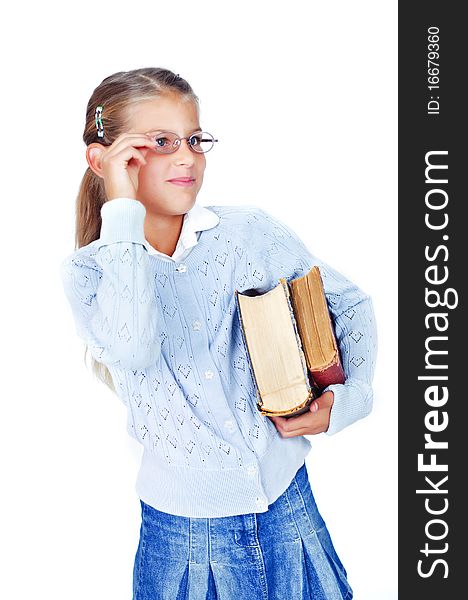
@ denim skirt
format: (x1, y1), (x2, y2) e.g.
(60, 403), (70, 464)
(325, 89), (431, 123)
(132, 461), (352, 599)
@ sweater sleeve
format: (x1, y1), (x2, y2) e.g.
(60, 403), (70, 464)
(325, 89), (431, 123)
(60, 198), (161, 370)
(244, 207), (378, 435)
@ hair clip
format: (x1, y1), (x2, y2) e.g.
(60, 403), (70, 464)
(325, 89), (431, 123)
(95, 105), (104, 138)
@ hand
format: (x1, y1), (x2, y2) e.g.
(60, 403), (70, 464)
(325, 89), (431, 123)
(269, 391), (334, 437)
(99, 132), (156, 201)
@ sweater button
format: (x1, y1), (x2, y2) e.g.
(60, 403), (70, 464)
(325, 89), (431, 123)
(224, 419), (235, 432)
(204, 370), (214, 380)
(246, 465), (257, 477)
(192, 320), (201, 331)
(176, 263), (187, 273)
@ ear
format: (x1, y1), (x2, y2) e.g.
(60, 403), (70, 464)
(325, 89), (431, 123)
(86, 143), (107, 178)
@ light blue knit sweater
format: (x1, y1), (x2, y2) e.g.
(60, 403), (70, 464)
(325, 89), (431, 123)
(60, 198), (377, 518)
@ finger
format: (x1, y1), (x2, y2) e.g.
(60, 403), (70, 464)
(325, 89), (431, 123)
(277, 427), (312, 438)
(269, 414), (304, 431)
(112, 132), (157, 144)
(273, 407), (319, 432)
(128, 148), (148, 166)
(103, 144), (149, 168)
(274, 417), (326, 437)
(104, 134), (157, 158)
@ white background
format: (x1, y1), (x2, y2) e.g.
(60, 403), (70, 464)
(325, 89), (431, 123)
(1, 1), (397, 598)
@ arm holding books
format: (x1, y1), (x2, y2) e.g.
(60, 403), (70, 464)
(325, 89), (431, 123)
(321, 287), (377, 435)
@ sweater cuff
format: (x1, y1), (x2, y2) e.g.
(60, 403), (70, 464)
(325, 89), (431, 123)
(323, 378), (373, 436)
(98, 197), (148, 248)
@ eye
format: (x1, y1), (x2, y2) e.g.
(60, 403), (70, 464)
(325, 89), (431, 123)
(154, 135), (170, 147)
(189, 134), (202, 146)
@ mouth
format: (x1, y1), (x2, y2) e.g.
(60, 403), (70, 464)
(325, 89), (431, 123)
(167, 177), (196, 187)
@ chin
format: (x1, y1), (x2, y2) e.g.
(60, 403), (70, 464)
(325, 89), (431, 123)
(167, 197), (197, 215)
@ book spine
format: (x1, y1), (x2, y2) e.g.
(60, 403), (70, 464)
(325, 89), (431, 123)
(279, 277), (315, 399)
(315, 268), (346, 388)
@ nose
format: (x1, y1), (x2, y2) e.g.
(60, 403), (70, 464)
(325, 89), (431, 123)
(174, 138), (195, 165)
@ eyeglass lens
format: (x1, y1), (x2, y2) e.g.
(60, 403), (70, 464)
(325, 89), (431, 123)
(150, 131), (215, 154)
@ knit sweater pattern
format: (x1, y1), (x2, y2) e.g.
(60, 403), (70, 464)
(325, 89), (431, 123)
(60, 198), (377, 518)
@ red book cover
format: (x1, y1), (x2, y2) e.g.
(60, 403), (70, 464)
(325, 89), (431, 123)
(309, 359), (345, 390)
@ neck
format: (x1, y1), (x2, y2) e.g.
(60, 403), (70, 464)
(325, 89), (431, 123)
(144, 210), (185, 257)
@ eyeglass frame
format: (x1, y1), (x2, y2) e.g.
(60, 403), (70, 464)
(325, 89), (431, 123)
(145, 130), (219, 154)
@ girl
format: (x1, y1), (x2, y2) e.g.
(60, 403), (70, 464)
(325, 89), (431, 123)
(60, 67), (377, 600)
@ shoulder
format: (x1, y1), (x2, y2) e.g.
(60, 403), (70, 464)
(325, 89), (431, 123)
(205, 203), (265, 220)
(208, 204), (304, 246)
(60, 240), (101, 277)
(203, 206), (310, 266)
(205, 204), (284, 234)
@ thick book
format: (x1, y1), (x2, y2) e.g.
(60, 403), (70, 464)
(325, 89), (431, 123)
(235, 266), (345, 418)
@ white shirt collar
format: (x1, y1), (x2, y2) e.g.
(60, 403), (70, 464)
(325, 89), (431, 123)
(144, 203), (220, 262)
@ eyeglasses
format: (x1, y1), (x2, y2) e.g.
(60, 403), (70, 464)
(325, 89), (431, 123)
(146, 130), (218, 154)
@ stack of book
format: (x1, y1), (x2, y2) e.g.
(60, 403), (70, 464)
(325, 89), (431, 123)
(235, 266), (345, 418)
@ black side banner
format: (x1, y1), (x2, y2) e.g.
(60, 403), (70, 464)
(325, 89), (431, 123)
(399, 3), (466, 596)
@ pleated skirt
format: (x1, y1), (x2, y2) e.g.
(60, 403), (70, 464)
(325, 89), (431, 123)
(132, 461), (352, 599)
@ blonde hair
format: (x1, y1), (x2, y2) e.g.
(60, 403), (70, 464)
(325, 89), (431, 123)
(74, 67), (200, 391)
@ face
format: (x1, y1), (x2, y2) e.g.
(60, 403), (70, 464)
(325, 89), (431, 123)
(125, 94), (206, 217)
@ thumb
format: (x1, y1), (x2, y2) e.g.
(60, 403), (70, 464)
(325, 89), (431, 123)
(310, 400), (319, 413)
